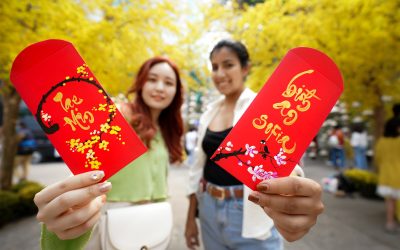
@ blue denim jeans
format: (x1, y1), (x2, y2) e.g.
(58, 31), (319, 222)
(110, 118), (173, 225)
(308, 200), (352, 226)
(353, 146), (368, 169)
(197, 186), (283, 250)
(330, 147), (345, 168)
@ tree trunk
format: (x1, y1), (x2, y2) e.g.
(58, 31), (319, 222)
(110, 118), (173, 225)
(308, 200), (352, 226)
(0, 87), (21, 190)
(373, 101), (385, 143)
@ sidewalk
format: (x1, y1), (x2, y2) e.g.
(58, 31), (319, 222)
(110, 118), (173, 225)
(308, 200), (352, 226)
(0, 159), (398, 250)
(285, 160), (399, 250)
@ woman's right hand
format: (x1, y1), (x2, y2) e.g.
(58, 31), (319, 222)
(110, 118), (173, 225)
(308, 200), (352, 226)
(185, 194), (200, 249)
(185, 217), (199, 250)
(34, 170), (112, 240)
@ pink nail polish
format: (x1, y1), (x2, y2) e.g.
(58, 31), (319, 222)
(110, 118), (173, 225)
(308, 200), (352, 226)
(99, 182), (112, 193)
(91, 171), (104, 181)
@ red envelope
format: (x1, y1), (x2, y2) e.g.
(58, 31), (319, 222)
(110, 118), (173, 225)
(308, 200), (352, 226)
(10, 39), (147, 180)
(211, 47), (343, 190)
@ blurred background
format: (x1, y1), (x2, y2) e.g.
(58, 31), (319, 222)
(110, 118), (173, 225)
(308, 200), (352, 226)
(0, 0), (399, 249)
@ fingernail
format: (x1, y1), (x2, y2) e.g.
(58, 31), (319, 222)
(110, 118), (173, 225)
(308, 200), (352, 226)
(248, 192), (260, 204)
(91, 171), (105, 181)
(101, 195), (107, 203)
(257, 182), (269, 192)
(98, 182), (112, 193)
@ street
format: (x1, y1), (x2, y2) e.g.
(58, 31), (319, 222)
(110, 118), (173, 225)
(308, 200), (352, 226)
(0, 159), (399, 250)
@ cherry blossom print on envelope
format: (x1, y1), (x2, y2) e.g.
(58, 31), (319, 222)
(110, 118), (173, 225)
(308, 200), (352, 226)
(211, 47), (343, 190)
(10, 39), (147, 180)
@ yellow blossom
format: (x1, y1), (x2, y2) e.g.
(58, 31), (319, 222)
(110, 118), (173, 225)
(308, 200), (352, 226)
(68, 138), (81, 148)
(76, 143), (86, 153)
(84, 140), (94, 148)
(110, 126), (121, 135)
(77, 65), (86, 74)
(98, 103), (107, 111)
(91, 135), (101, 142)
(100, 123), (110, 133)
(99, 140), (109, 150)
(89, 160), (101, 169)
(108, 104), (116, 113)
(86, 149), (95, 159)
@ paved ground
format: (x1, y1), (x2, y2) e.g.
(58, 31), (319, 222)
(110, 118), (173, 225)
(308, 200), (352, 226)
(0, 159), (399, 250)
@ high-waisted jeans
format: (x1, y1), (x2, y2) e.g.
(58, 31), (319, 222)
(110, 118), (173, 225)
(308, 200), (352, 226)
(197, 186), (283, 250)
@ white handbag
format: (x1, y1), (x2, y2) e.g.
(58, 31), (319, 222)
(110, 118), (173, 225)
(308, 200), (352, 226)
(103, 202), (173, 250)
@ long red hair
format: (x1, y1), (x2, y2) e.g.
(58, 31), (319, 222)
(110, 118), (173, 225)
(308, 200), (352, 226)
(127, 57), (183, 163)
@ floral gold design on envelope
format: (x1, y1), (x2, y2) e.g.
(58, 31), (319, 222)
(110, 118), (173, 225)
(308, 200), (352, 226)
(36, 64), (124, 170)
(212, 69), (322, 182)
(210, 140), (296, 182)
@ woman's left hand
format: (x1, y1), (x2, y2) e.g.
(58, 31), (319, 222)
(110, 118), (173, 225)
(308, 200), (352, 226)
(248, 176), (324, 242)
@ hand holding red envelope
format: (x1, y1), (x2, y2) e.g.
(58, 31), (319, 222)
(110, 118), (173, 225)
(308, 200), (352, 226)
(10, 39), (147, 180)
(211, 47), (343, 190)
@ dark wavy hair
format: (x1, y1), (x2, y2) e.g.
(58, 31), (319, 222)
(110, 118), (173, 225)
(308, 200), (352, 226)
(127, 57), (184, 163)
(210, 39), (250, 67)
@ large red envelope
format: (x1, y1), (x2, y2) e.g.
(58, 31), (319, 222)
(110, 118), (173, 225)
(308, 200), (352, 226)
(10, 39), (147, 180)
(211, 47), (343, 190)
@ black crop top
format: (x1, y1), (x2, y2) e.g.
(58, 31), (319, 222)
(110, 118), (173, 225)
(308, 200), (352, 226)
(202, 127), (241, 186)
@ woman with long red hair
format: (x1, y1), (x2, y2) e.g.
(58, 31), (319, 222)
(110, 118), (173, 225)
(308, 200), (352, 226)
(34, 57), (184, 249)
(125, 56), (183, 163)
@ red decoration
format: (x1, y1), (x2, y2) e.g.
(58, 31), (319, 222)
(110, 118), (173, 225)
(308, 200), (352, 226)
(10, 39), (147, 180)
(211, 47), (343, 190)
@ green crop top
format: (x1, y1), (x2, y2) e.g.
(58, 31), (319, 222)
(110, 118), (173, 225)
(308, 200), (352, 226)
(41, 131), (169, 249)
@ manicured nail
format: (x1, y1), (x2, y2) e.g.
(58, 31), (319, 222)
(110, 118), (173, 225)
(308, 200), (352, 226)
(257, 182), (269, 192)
(99, 182), (112, 193)
(248, 192), (260, 204)
(101, 195), (107, 203)
(91, 171), (105, 181)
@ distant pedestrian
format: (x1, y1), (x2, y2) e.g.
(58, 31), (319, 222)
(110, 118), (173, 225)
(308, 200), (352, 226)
(308, 136), (318, 160)
(328, 124), (346, 169)
(14, 121), (37, 182)
(184, 126), (197, 165)
(350, 123), (368, 169)
(375, 103), (400, 233)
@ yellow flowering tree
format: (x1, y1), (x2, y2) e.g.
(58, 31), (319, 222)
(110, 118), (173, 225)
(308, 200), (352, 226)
(232, 0), (400, 140)
(0, 0), (93, 189)
(0, 0), (182, 189)
(170, 1), (236, 91)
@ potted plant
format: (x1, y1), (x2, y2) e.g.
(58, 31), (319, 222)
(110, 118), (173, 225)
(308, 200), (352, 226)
(343, 169), (382, 200)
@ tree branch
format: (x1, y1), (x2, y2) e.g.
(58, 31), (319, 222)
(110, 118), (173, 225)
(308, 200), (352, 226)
(211, 148), (246, 161)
